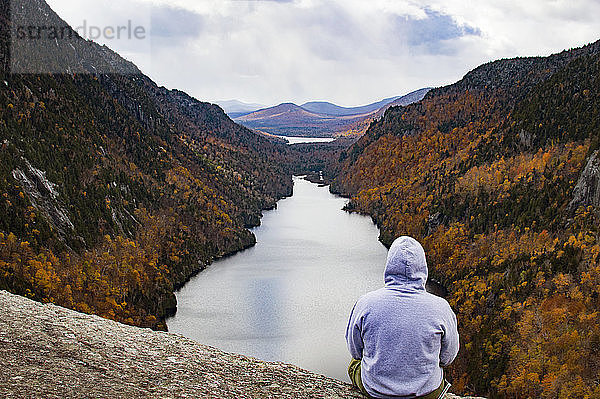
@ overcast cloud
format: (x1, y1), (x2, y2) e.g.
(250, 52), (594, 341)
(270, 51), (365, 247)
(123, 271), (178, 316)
(46, 0), (600, 107)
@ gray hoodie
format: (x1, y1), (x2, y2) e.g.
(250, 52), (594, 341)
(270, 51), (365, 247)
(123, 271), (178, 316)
(346, 236), (459, 398)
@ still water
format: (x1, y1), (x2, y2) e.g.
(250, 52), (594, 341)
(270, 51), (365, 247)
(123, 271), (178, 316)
(167, 177), (388, 381)
(279, 136), (336, 144)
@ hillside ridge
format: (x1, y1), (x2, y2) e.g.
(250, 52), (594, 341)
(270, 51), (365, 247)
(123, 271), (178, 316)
(300, 96), (400, 116)
(0, 0), (294, 331)
(330, 39), (600, 397)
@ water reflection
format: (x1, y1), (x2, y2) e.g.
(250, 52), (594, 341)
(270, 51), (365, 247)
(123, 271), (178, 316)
(245, 277), (285, 361)
(167, 177), (388, 381)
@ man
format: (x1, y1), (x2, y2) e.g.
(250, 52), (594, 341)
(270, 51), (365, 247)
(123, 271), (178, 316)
(346, 236), (459, 399)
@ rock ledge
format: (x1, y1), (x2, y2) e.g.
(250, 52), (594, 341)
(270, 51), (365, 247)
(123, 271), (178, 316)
(0, 291), (483, 398)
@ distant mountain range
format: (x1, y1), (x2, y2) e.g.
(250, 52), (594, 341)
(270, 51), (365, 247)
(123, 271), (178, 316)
(300, 96), (402, 116)
(232, 89), (430, 138)
(216, 100), (266, 119)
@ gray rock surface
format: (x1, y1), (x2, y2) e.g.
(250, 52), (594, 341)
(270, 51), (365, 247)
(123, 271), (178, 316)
(572, 150), (600, 208)
(0, 291), (484, 398)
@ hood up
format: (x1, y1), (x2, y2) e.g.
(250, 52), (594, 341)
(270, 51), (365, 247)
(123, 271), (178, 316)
(384, 236), (428, 290)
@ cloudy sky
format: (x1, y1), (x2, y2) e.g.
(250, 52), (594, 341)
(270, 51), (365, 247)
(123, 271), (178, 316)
(47, 0), (600, 107)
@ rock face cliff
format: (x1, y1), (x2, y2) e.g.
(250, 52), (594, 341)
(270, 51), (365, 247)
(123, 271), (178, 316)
(0, 291), (483, 399)
(571, 150), (600, 208)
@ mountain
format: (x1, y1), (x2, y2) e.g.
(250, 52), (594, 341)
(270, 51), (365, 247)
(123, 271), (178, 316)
(336, 88), (432, 137)
(300, 96), (400, 116)
(236, 91), (429, 138)
(235, 102), (360, 137)
(7, 0), (139, 75)
(0, 0), (293, 331)
(216, 99), (266, 119)
(331, 41), (600, 398)
(239, 102), (322, 122)
(373, 88), (432, 117)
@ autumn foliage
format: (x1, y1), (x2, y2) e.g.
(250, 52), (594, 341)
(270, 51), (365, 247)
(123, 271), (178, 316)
(0, 64), (293, 329)
(332, 41), (600, 397)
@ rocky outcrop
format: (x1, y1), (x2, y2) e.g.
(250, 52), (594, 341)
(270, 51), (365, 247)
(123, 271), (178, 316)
(11, 158), (76, 241)
(0, 291), (484, 398)
(571, 150), (600, 208)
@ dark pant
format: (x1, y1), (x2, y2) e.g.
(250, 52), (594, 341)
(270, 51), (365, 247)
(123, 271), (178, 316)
(348, 358), (447, 399)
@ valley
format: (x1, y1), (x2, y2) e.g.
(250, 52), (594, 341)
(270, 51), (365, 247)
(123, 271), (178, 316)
(1, 0), (600, 398)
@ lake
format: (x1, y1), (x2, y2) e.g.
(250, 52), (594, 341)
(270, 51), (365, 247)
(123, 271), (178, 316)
(167, 177), (388, 381)
(279, 136), (336, 144)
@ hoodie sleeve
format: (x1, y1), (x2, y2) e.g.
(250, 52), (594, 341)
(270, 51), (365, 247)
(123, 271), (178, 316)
(439, 302), (460, 367)
(345, 301), (364, 360)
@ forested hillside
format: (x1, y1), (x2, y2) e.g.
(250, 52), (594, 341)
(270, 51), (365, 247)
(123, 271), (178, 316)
(0, 0), (293, 330)
(332, 41), (600, 398)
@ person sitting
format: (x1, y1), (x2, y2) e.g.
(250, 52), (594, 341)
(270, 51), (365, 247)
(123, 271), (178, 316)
(346, 236), (459, 398)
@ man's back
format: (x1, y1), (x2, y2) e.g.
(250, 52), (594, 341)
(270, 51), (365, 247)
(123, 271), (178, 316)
(346, 236), (459, 398)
